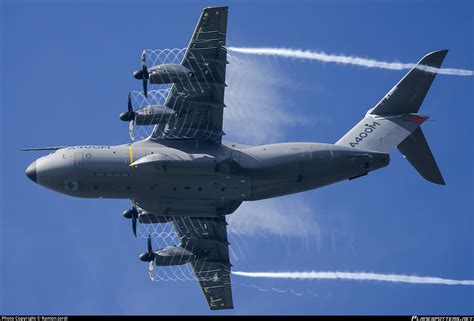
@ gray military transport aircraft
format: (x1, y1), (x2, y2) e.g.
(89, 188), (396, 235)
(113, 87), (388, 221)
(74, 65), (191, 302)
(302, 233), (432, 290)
(23, 6), (447, 310)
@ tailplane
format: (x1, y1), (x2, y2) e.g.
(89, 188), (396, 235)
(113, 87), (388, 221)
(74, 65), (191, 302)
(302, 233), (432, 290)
(398, 127), (445, 185)
(336, 50), (447, 185)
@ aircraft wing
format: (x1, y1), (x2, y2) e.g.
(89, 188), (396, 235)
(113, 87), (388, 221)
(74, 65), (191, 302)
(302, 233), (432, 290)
(172, 216), (234, 310)
(151, 6), (228, 142)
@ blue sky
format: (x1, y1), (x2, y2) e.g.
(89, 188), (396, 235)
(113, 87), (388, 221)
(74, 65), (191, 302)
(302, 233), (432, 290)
(1, 0), (473, 315)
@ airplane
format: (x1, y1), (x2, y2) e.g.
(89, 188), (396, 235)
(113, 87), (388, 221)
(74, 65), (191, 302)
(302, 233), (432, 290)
(23, 6), (447, 310)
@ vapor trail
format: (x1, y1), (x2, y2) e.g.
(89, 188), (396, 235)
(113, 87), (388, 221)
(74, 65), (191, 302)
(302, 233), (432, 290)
(232, 271), (474, 286)
(227, 47), (473, 76)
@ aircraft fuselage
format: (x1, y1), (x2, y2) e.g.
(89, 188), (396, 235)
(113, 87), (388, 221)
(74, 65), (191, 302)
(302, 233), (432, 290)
(25, 139), (389, 216)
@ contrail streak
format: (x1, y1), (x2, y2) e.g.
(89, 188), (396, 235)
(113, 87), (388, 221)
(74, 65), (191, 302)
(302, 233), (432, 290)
(232, 271), (474, 286)
(227, 47), (473, 76)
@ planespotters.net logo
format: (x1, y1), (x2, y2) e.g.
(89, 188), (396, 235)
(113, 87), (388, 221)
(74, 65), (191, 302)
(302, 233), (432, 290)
(412, 317), (474, 321)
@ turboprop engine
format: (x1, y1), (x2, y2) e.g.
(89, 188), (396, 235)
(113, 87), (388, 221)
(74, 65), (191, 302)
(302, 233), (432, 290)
(119, 104), (176, 125)
(139, 237), (195, 266)
(134, 63), (193, 85)
(133, 51), (193, 97)
(120, 92), (177, 141)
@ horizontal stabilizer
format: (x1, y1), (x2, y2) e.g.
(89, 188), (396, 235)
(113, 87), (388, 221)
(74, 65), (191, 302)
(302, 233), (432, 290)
(397, 127), (445, 185)
(20, 146), (68, 151)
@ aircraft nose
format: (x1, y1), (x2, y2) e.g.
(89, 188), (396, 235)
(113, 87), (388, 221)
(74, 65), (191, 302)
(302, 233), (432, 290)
(25, 161), (37, 183)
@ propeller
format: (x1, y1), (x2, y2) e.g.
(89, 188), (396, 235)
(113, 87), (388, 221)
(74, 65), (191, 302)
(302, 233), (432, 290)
(122, 199), (139, 237)
(133, 50), (150, 98)
(119, 93), (136, 141)
(139, 235), (157, 262)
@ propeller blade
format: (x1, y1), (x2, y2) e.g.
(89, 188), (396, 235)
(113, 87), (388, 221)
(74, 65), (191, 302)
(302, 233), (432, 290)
(129, 120), (135, 142)
(132, 216), (137, 237)
(141, 51), (149, 97)
(141, 51), (149, 79)
(148, 260), (155, 281)
(147, 235), (153, 254)
(128, 92), (133, 113)
(143, 78), (148, 98)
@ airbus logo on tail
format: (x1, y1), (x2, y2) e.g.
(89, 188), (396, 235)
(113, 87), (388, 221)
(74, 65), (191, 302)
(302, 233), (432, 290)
(349, 121), (381, 147)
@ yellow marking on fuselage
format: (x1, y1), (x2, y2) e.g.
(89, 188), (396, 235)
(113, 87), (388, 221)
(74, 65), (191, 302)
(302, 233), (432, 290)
(129, 145), (133, 165)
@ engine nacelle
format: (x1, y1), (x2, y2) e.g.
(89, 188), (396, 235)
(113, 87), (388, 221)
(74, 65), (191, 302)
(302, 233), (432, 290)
(139, 246), (194, 266)
(134, 105), (176, 125)
(145, 64), (193, 84)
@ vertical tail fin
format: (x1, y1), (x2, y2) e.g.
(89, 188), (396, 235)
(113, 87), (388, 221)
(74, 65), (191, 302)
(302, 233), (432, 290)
(336, 50), (447, 184)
